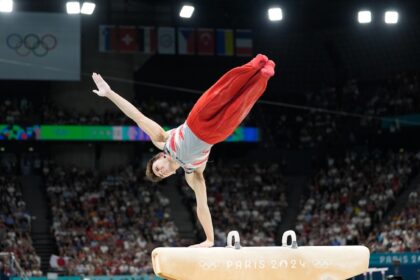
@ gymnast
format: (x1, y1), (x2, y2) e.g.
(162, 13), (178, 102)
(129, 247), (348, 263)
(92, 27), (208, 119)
(91, 54), (275, 248)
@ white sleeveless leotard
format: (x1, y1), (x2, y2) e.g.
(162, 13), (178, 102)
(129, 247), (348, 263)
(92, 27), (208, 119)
(163, 123), (212, 174)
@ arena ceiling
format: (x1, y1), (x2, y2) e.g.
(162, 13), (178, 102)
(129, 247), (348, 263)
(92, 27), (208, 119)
(13, 0), (420, 31)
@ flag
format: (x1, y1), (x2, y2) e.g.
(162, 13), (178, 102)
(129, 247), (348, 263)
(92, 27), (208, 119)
(0, 12), (81, 81)
(235, 29), (253, 57)
(178, 27), (196, 55)
(99, 25), (118, 52)
(117, 26), (138, 53)
(138, 26), (156, 54)
(216, 29), (234, 56)
(49, 255), (67, 269)
(157, 27), (176, 54)
(197, 28), (215, 55)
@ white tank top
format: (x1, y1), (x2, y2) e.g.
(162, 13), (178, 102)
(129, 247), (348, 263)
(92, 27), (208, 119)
(163, 123), (212, 173)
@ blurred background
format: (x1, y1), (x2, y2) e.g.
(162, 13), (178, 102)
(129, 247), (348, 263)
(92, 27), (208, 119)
(0, 0), (419, 279)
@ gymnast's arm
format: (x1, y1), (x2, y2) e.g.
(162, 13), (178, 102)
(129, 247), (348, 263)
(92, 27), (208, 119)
(91, 73), (167, 145)
(185, 167), (215, 248)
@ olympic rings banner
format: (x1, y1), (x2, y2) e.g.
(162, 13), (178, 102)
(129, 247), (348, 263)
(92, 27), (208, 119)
(0, 12), (80, 80)
(0, 125), (260, 142)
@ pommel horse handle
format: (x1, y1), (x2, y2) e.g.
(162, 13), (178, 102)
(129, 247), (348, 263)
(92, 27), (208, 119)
(282, 230), (298, 248)
(226, 230), (241, 249)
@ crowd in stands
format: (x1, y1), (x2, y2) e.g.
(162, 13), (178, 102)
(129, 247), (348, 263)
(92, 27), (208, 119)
(0, 97), (195, 126)
(1, 73), (417, 148)
(265, 72), (419, 149)
(0, 96), (258, 128)
(179, 162), (287, 247)
(0, 176), (42, 277)
(357, 73), (420, 117)
(366, 189), (419, 252)
(295, 150), (419, 248)
(0, 98), (35, 125)
(1, 71), (420, 277)
(44, 161), (183, 275)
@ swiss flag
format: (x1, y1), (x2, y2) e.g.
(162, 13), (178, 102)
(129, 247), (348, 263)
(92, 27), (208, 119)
(118, 26), (138, 53)
(197, 28), (214, 55)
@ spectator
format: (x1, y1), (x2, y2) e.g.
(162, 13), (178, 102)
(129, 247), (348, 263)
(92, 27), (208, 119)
(0, 176), (41, 276)
(179, 162), (287, 247)
(296, 150), (418, 249)
(45, 162), (184, 275)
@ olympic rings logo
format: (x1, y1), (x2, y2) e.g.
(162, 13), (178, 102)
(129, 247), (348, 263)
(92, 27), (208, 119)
(6, 33), (58, 57)
(199, 260), (217, 270)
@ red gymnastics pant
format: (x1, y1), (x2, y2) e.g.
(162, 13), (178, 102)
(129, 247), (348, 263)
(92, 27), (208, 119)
(186, 54), (275, 144)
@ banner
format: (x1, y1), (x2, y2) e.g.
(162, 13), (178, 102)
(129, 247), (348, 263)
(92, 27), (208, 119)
(11, 276), (162, 280)
(49, 255), (68, 269)
(0, 12), (81, 80)
(138, 26), (157, 54)
(178, 27), (196, 55)
(0, 125), (259, 142)
(117, 26), (138, 53)
(216, 29), (234, 56)
(157, 27), (176, 54)
(235, 29), (253, 57)
(0, 124), (39, 140)
(364, 253), (420, 280)
(225, 127), (259, 142)
(381, 114), (420, 128)
(86, 276), (163, 280)
(197, 28), (215, 55)
(370, 252), (420, 266)
(98, 26), (253, 57)
(99, 25), (117, 52)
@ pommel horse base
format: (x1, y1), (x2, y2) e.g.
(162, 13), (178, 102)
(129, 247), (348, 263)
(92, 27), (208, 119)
(152, 230), (370, 280)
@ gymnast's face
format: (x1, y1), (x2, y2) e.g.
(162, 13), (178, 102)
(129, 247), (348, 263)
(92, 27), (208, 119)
(152, 153), (177, 179)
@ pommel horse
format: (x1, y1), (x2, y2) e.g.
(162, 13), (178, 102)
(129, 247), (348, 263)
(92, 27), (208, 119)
(152, 230), (370, 280)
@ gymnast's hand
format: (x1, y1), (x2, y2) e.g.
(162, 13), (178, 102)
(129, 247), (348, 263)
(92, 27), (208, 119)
(92, 72), (111, 97)
(189, 240), (214, 248)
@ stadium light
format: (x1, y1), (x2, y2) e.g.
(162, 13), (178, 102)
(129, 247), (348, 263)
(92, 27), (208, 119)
(385, 11), (399, 24)
(81, 2), (96, 15)
(358, 10), (372, 24)
(0, 0), (13, 13)
(66, 1), (80, 14)
(268, 7), (283, 21)
(179, 4), (195, 18)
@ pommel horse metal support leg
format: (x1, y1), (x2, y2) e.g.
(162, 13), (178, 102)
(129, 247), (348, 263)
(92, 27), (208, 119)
(152, 230), (370, 280)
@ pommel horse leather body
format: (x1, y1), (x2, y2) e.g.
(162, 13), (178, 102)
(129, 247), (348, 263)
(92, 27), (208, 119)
(152, 231), (370, 280)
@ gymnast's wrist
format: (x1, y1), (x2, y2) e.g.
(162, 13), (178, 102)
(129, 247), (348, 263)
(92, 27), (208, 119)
(105, 89), (115, 98)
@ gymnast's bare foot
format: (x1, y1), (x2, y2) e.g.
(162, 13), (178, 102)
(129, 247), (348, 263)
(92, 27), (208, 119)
(189, 240), (214, 248)
(261, 59), (275, 77)
(250, 53), (269, 69)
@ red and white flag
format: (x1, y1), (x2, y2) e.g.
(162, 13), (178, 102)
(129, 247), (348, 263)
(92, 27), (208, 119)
(117, 26), (138, 53)
(235, 29), (253, 57)
(49, 255), (68, 269)
(197, 28), (214, 55)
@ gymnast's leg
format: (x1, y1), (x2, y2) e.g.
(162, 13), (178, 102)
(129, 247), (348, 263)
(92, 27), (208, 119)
(186, 54), (275, 144)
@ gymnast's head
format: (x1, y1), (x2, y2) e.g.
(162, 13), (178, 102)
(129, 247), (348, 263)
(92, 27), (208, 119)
(145, 152), (178, 183)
